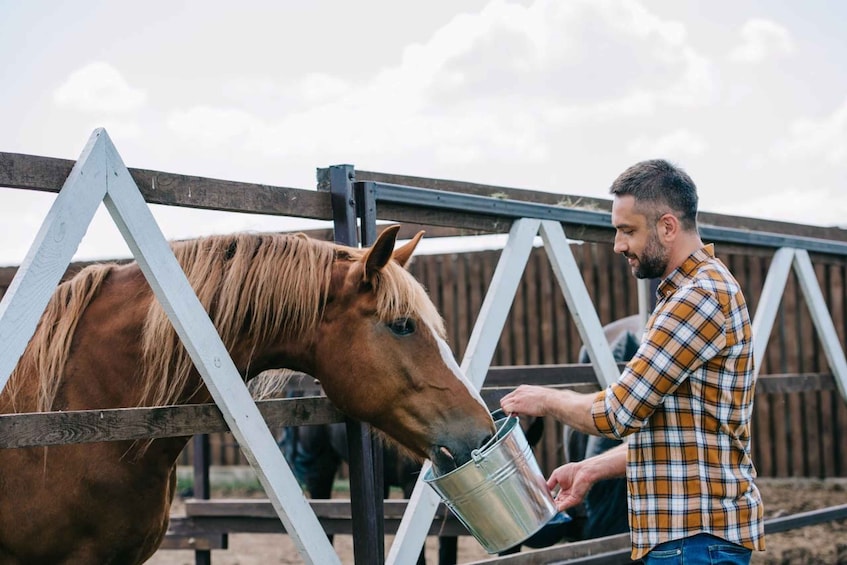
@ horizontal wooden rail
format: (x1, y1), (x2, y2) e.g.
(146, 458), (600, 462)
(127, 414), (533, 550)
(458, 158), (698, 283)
(163, 498), (847, 562)
(463, 504), (847, 565)
(158, 532), (228, 551)
(0, 396), (344, 448)
(0, 152), (331, 220)
(168, 499), (468, 537)
(4, 152), (845, 247)
(0, 370), (839, 449)
(355, 170), (847, 246)
(368, 181), (847, 256)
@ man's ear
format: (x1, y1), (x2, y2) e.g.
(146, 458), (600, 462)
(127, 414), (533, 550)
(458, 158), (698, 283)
(657, 212), (679, 242)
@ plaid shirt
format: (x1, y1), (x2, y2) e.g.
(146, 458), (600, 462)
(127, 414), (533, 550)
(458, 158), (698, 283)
(592, 244), (765, 559)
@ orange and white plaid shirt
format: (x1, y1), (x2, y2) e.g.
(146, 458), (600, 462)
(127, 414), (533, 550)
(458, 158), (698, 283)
(592, 244), (765, 560)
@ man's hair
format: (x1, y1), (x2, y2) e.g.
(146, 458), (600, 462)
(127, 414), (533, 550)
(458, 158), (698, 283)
(609, 159), (699, 231)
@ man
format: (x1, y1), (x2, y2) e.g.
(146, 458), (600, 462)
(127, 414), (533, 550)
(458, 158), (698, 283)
(500, 159), (765, 563)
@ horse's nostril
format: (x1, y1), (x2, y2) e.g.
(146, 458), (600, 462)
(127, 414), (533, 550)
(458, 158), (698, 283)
(431, 446), (461, 476)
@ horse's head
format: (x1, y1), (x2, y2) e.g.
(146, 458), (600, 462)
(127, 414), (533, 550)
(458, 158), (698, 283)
(311, 226), (495, 473)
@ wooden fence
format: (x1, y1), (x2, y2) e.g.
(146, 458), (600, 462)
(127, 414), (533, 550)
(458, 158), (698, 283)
(3, 147), (847, 564)
(3, 238), (845, 478)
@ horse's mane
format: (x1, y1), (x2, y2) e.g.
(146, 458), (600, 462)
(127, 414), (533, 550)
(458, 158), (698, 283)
(7, 231), (444, 412)
(5, 264), (115, 413)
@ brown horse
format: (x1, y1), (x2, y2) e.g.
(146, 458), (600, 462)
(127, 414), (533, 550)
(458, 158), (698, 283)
(0, 225), (495, 564)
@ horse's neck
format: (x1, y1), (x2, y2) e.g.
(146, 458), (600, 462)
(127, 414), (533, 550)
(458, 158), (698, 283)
(230, 342), (317, 382)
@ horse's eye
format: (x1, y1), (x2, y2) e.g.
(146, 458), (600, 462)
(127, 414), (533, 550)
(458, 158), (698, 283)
(388, 318), (416, 336)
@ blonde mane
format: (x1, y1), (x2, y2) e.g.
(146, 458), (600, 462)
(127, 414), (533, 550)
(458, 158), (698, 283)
(7, 231), (445, 412)
(5, 264), (114, 413)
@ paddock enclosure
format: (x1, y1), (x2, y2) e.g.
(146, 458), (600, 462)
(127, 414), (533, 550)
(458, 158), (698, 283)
(1, 130), (847, 564)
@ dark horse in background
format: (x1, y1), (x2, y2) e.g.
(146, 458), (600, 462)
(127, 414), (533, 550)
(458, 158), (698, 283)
(279, 391), (420, 501)
(0, 226), (495, 564)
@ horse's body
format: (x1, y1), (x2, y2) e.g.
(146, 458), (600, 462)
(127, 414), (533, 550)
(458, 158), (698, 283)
(0, 226), (495, 564)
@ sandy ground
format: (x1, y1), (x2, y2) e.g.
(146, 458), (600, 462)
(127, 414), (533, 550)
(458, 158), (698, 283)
(148, 478), (846, 565)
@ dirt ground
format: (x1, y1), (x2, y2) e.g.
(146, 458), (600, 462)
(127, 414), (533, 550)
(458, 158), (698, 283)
(148, 478), (846, 565)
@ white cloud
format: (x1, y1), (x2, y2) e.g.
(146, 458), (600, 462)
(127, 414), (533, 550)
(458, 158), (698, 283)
(626, 129), (708, 159)
(159, 0), (716, 169)
(296, 73), (353, 105)
(220, 73), (351, 108)
(53, 62), (147, 113)
(85, 117), (142, 140)
(729, 19), (795, 64)
(166, 106), (262, 147)
(420, 0), (715, 110)
(771, 97), (847, 164)
(711, 186), (846, 228)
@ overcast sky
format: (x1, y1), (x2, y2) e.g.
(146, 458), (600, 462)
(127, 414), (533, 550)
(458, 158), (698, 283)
(1, 0), (845, 266)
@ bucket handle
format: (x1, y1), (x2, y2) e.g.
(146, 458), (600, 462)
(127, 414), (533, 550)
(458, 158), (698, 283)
(471, 410), (516, 464)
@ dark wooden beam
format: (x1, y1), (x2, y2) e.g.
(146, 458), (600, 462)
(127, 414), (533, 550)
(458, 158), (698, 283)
(0, 371), (837, 449)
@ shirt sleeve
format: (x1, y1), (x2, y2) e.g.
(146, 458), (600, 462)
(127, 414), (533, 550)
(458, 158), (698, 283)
(592, 285), (727, 439)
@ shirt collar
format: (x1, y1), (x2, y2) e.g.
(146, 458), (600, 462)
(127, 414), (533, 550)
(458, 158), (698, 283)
(656, 244), (715, 300)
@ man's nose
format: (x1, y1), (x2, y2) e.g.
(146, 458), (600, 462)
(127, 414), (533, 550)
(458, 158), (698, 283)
(613, 235), (626, 255)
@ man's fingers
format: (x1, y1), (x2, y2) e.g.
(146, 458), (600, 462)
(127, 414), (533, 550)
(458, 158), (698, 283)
(554, 493), (580, 511)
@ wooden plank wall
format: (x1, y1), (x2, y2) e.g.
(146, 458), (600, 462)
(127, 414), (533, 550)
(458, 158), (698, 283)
(2, 240), (845, 478)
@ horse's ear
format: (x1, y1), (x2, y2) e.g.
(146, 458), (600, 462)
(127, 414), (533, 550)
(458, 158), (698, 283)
(364, 225), (401, 281)
(392, 230), (424, 268)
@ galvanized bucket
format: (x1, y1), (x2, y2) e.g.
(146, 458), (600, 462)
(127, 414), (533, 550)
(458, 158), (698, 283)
(423, 411), (557, 553)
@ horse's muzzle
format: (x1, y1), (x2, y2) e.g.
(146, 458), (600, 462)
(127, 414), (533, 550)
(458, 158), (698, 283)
(430, 425), (495, 474)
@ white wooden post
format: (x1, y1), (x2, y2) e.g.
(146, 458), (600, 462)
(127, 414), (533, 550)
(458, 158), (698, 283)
(750, 247), (847, 401)
(0, 132), (108, 392)
(1, 130), (340, 565)
(751, 247), (796, 376)
(539, 220), (620, 388)
(792, 250), (847, 400)
(637, 279), (652, 329)
(387, 218), (540, 565)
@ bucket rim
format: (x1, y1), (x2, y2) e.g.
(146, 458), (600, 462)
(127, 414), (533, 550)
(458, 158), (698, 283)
(423, 411), (518, 484)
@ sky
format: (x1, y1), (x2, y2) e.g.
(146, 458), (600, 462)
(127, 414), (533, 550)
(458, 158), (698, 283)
(1, 0), (846, 267)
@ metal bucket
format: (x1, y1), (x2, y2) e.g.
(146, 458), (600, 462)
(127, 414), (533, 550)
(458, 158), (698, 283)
(423, 410), (557, 553)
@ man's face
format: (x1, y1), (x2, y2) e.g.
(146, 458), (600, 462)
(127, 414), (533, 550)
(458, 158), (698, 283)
(611, 194), (669, 279)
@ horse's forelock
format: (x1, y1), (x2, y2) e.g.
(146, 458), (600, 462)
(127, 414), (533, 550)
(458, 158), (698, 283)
(337, 244), (445, 339)
(372, 260), (446, 339)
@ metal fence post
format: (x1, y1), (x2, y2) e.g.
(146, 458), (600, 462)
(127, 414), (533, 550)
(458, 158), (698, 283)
(326, 165), (385, 564)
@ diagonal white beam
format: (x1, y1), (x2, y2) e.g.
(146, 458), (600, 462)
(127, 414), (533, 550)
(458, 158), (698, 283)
(0, 130), (108, 392)
(637, 279), (652, 328)
(99, 132), (339, 564)
(387, 218), (541, 565)
(461, 218), (542, 384)
(539, 220), (620, 388)
(751, 247), (796, 377)
(791, 250), (847, 400)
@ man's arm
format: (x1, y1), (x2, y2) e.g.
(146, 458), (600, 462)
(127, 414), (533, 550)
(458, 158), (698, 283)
(547, 442), (627, 511)
(500, 385), (597, 435)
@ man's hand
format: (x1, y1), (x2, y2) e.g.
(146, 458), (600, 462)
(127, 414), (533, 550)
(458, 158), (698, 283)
(500, 384), (599, 434)
(499, 385), (551, 418)
(547, 462), (592, 511)
(547, 442), (628, 511)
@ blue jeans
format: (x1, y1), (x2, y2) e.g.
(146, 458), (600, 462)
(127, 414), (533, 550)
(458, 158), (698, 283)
(642, 533), (752, 565)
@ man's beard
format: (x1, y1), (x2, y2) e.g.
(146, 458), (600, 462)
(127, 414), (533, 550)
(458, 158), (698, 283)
(627, 230), (669, 279)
